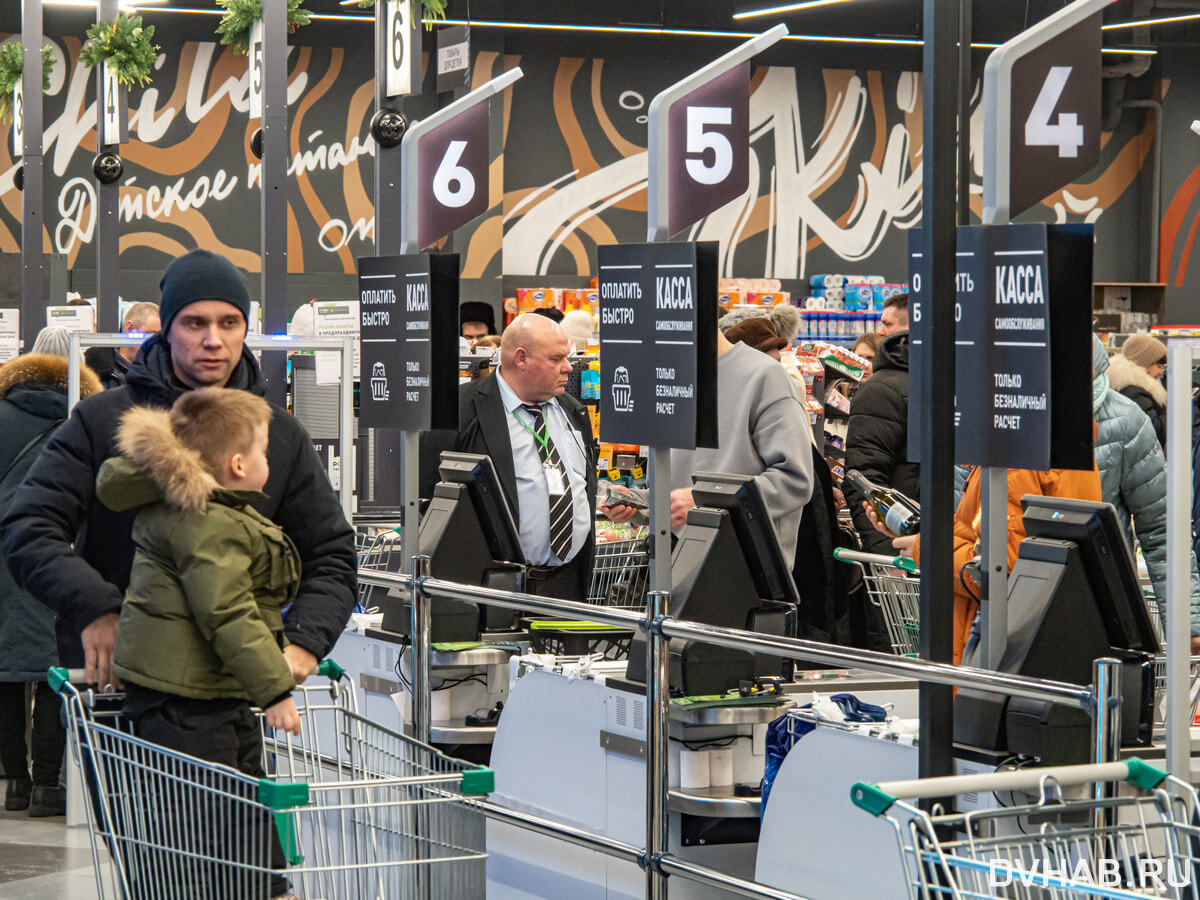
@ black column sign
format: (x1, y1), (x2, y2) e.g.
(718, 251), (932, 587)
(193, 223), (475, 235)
(951, 225), (988, 461)
(597, 241), (718, 449)
(954, 224), (1052, 469)
(358, 253), (459, 431)
(906, 230), (930, 463)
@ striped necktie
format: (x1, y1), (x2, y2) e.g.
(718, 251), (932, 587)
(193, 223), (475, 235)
(522, 403), (575, 562)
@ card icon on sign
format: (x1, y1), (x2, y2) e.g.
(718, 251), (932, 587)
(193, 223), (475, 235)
(370, 361), (390, 401)
(611, 366), (633, 413)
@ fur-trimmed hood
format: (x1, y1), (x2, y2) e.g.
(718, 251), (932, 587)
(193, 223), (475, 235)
(97, 406), (220, 513)
(1107, 352), (1167, 407)
(0, 353), (102, 403)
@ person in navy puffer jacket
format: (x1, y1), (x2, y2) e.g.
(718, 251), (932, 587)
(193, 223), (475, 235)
(1092, 336), (1200, 652)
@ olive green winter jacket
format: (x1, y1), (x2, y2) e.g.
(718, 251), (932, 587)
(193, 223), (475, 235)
(97, 406), (300, 708)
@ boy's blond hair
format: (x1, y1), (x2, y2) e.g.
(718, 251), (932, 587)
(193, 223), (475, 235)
(169, 387), (271, 478)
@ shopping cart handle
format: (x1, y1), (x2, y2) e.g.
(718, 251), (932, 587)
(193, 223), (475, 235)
(48, 667), (73, 694)
(832, 546), (918, 573)
(316, 659), (346, 681)
(851, 758), (1169, 816)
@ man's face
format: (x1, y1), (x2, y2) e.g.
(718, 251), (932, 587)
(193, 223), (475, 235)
(518, 331), (573, 402)
(462, 321), (489, 342)
(121, 313), (161, 361)
(167, 300), (246, 389)
(880, 305), (907, 336)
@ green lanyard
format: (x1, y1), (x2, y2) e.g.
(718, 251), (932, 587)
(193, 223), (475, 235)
(511, 405), (552, 457)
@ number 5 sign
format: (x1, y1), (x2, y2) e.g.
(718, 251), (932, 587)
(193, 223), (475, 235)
(399, 68), (523, 253)
(982, 0), (1104, 223)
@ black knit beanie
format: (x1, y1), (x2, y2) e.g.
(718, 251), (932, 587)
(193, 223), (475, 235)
(158, 249), (251, 334)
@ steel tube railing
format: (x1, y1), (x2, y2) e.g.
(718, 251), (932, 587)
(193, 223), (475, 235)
(355, 561), (1117, 900)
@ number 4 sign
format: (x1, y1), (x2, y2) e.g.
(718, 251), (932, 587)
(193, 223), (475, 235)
(983, 0), (1103, 222)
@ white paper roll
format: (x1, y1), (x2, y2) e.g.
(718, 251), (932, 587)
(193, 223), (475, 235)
(431, 689), (451, 723)
(708, 747), (733, 787)
(679, 749), (711, 789)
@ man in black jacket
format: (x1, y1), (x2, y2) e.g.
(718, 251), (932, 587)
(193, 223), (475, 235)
(456, 314), (597, 601)
(843, 328), (918, 555)
(0, 249), (357, 690)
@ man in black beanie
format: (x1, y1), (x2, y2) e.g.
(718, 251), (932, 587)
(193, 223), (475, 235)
(0, 249), (356, 692)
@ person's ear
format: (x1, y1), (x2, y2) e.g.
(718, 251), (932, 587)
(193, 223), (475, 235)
(227, 451), (246, 481)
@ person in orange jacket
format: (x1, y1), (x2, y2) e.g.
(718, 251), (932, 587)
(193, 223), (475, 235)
(870, 462), (1103, 664)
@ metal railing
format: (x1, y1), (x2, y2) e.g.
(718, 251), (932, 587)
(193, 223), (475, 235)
(358, 562), (1125, 900)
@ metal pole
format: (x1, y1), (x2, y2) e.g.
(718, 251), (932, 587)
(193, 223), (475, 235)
(1165, 341), (1193, 780)
(1090, 656), (1122, 832)
(20, 0), (45, 352)
(919, 0), (960, 782)
(645, 590), (670, 900)
(374, 0), (403, 257)
(400, 431), (420, 569)
(409, 554), (432, 746)
(649, 450), (672, 594)
(94, 0), (120, 332)
(259, 0), (288, 403)
(981, 468), (1008, 669)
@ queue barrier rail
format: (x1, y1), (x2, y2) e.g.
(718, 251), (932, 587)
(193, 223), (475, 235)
(356, 564), (1125, 900)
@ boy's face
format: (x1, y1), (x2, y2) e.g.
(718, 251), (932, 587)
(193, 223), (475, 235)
(238, 423), (271, 492)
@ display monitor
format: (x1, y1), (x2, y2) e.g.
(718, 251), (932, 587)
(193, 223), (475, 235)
(626, 473), (800, 695)
(382, 452), (525, 640)
(956, 496), (1159, 764)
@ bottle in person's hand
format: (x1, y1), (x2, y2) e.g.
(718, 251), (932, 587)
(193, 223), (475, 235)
(844, 469), (921, 536)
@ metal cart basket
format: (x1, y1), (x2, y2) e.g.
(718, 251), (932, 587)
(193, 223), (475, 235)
(52, 661), (492, 900)
(588, 527), (650, 608)
(834, 547), (921, 655)
(355, 527), (404, 612)
(852, 758), (1200, 899)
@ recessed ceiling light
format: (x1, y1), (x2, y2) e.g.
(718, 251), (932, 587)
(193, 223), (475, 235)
(733, 0), (854, 21)
(1102, 12), (1200, 30)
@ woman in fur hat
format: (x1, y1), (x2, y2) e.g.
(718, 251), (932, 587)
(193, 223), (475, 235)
(1110, 333), (1168, 453)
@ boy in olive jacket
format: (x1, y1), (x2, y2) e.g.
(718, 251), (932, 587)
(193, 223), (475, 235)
(97, 387), (302, 900)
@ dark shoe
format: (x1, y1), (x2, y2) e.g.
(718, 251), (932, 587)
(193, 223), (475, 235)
(4, 778), (32, 811)
(27, 784), (66, 817)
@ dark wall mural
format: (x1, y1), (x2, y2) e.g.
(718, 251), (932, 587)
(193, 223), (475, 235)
(0, 15), (1179, 305)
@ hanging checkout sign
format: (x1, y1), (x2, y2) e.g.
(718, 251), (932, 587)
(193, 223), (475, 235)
(99, 61), (128, 147)
(357, 254), (459, 432)
(597, 241), (718, 449)
(385, 0), (421, 98)
(247, 21), (264, 119)
(11, 83), (22, 158)
(415, 100), (489, 249)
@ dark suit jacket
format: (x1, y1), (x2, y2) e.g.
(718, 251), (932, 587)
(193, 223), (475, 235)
(457, 373), (598, 599)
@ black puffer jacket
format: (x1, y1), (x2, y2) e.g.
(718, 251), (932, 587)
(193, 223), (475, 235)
(843, 332), (919, 554)
(0, 355), (103, 681)
(0, 334), (357, 667)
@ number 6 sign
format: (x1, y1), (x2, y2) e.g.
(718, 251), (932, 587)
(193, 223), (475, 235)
(399, 68), (523, 253)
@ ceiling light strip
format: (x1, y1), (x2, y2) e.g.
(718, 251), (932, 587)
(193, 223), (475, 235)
(733, 0), (854, 21)
(1102, 12), (1200, 31)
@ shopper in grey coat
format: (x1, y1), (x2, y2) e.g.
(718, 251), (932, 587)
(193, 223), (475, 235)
(1091, 336), (1200, 648)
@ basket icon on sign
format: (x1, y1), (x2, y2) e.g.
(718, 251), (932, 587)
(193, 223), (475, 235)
(370, 361), (389, 401)
(611, 366), (633, 413)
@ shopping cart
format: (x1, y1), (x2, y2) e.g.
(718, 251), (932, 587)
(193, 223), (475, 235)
(834, 547), (920, 655)
(1140, 593), (1200, 725)
(52, 661), (492, 900)
(529, 528), (649, 658)
(356, 527), (403, 612)
(852, 758), (1200, 899)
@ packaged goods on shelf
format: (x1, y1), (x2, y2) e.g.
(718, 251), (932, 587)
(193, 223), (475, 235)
(516, 287), (561, 312)
(747, 291), (790, 306)
(804, 343), (869, 381)
(718, 291), (743, 307)
(804, 397), (824, 424)
(810, 273), (844, 288)
(825, 387), (851, 415)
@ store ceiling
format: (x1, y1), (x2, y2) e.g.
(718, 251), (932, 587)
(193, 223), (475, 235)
(13, 0), (1200, 47)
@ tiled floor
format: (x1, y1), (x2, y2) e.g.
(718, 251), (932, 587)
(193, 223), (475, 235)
(0, 805), (100, 899)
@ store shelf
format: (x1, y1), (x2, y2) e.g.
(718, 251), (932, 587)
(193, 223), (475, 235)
(669, 786), (761, 818)
(670, 699), (794, 726)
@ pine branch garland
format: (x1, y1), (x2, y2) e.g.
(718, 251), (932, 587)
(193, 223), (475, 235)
(216, 0), (313, 56)
(80, 14), (159, 88)
(0, 43), (55, 124)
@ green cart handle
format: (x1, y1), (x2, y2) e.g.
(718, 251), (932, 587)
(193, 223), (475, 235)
(832, 546), (918, 574)
(315, 659), (345, 681)
(852, 757), (1168, 817)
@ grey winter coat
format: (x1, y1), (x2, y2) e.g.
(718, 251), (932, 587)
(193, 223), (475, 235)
(1091, 337), (1200, 635)
(0, 355), (103, 681)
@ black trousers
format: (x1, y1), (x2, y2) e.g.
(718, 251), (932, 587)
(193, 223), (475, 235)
(124, 687), (288, 899)
(0, 680), (65, 785)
